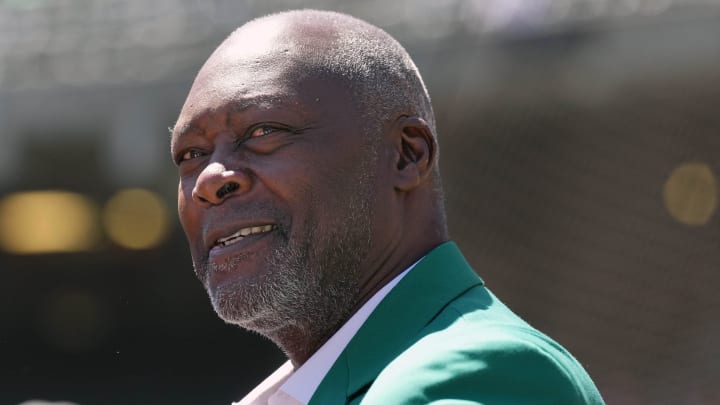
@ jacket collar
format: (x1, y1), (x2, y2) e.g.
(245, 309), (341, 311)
(310, 241), (483, 404)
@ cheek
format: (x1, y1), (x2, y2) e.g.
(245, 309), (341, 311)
(177, 180), (198, 234)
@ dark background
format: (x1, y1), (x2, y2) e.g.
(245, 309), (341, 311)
(1, 1), (719, 404)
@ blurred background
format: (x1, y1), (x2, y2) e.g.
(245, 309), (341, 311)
(1, 0), (719, 404)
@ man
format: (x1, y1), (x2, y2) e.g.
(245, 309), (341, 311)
(171, 9), (604, 405)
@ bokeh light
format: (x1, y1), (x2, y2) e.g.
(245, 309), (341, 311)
(663, 162), (718, 226)
(102, 188), (170, 249)
(0, 191), (98, 254)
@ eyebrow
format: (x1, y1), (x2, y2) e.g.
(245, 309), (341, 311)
(171, 94), (295, 141)
(171, 122), (202, 141)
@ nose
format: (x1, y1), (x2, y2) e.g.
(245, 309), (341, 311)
(192, 161), (251, 205)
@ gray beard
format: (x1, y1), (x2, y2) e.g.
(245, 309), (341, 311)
(194, 164), (376, 352)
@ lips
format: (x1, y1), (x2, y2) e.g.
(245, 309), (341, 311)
(212, 224), (277, 249)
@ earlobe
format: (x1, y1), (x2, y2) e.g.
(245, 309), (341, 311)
(393, 115), (436, 192)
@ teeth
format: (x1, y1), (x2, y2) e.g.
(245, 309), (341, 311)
(216, 224), (275, 246)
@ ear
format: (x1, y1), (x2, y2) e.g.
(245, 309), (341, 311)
(391, 115), (437, 192)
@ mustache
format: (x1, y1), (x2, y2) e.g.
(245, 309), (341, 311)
(200, 203), (291, 237)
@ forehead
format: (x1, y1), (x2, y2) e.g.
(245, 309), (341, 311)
(179, 64), (296, 120)
(172, 17), (360, 141)
(173, 66), (356, 145)
(181, 38), (296, 113)
(176, 53), (304, 132)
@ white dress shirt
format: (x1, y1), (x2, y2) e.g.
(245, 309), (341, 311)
(233, 261), (419, 405)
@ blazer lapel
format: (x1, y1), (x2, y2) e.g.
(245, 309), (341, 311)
(310, 242), (483, 404)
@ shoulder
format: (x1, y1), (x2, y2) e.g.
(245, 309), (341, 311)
(361, 294), (604, 404)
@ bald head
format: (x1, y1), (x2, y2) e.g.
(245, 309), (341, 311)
(210, 10), (436, 138)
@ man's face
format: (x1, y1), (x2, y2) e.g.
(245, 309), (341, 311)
(171, 37), (386, 336)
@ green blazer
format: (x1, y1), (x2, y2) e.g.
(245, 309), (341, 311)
(310, 242), (604, 404)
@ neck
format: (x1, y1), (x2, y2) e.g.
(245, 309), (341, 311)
(352, 236), (446, 316)
(268, 326), (326, 367)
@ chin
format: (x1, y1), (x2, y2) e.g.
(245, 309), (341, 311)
(208, 275), (291, 335)
(206, 274), (255, 324)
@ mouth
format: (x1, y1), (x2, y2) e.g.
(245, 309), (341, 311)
(212, 224), (277, 249)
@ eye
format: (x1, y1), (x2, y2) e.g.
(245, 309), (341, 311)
(249, 124), (283, 138)
(177, 149), (205, 164)
(233, 123), (296, 153)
